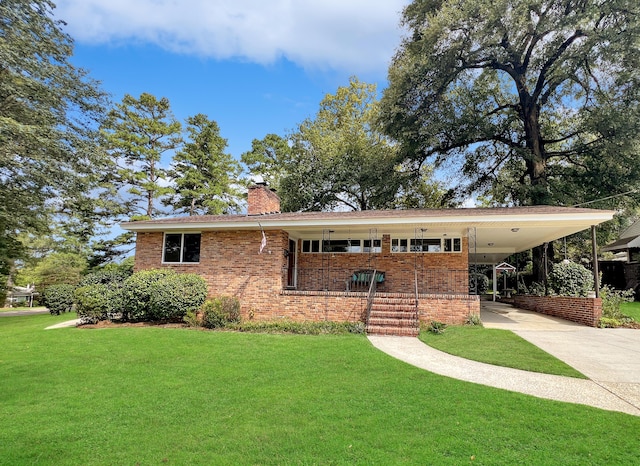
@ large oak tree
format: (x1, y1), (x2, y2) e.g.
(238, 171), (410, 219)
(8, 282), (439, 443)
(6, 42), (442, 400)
(381, 0), (640, 280)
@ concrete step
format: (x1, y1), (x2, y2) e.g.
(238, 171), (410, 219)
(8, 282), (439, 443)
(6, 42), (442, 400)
(368, 317), (418, 327)
(366, 325), (419, 337)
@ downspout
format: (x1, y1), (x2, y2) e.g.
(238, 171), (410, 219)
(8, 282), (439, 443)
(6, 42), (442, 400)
(592, 225), (600, 298)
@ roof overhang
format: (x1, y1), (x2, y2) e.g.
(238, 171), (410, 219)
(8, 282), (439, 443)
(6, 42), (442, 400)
(122, 207), (614, 264)
(603, 236), (640, 252)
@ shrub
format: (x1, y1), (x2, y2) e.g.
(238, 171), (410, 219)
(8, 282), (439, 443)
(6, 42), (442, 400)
(598, 285), (634, 328)
(120, 269), (175, 321)
(547, 261), (593, 297)
(42, 284), (76, 315)
(426, 321), (447, 335)
(469, 272), (489, 295)
(74, 284), (119, 323)
(79, 267), (132, 287)
(465, 314), (483, 326)
(75, 266), (131, 323)
(226, 320), (366, 335)
(148, 273), (208, 322)
(528, 281), (546, 296)
(200, 296), (241, 329)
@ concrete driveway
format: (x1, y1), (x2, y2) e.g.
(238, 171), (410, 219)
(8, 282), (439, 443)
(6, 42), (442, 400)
(482, 301), (640, 407)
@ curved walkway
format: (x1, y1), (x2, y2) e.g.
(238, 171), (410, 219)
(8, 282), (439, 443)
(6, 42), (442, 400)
(368, 303), (640, 416)
(368, 335), (640, 416)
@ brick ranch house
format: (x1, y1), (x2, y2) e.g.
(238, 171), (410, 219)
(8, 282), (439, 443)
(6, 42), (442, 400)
(122, 183), (614, 335)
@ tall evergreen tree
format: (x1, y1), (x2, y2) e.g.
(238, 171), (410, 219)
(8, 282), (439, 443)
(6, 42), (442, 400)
(102, 93), (182, 218)
(0, 0), (109, 280)
(165, 114), (244, 215)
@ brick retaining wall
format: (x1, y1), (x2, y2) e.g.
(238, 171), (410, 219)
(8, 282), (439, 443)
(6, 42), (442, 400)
(513, 295), (602, 327)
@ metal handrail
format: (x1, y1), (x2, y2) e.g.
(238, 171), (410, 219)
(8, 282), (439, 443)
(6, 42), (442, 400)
(365, 269), (378, 325)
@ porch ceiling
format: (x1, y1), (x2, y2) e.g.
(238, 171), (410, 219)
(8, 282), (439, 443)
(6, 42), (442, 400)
(284, 219), (607, 264)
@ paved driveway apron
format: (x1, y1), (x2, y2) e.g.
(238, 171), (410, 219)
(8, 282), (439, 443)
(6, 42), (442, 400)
(482, 301), (640, 410)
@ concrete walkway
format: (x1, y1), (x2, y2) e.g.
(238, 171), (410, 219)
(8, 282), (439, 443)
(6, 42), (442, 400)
(0, 307), (48, 317)
(368, 302), (640, 416)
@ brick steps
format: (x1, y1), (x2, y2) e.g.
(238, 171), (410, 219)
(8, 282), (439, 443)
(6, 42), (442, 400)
(366, 297), (419, 337)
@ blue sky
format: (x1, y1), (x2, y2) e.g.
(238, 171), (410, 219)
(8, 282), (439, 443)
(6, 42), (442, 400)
(55, 0), (411, 160)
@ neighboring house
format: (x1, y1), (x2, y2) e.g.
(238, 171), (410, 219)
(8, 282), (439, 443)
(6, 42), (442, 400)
(602, 219), (640, 294)
(122, 183), (614, 335)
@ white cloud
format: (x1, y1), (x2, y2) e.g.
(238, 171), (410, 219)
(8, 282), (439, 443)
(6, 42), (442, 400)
(54, 0), (409, 75)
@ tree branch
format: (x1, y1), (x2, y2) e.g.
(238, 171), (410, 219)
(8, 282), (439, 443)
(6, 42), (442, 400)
(532, 30), (586, 102)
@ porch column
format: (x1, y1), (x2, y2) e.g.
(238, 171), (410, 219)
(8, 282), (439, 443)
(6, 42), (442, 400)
(592, 225), (600, 298)
(492, 264), (497, 302)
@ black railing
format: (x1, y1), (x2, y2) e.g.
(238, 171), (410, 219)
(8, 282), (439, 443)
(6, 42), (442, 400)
(283, 267), (469, 295)
(365, 270), (378, 325)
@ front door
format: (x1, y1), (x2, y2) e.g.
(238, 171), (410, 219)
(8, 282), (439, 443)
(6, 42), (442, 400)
(287, 239), (296, 288)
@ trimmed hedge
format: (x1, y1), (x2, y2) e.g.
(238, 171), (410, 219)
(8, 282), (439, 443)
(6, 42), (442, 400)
(148, 273), (207, 321)
(43, 284), (76, 315)
(120, 269), (175, 321)
(75, 269), (208, 323)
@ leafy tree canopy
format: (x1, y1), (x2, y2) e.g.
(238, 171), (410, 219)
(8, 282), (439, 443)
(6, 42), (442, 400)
(381, 0), (640, 209)
(243, 77), (449, 212)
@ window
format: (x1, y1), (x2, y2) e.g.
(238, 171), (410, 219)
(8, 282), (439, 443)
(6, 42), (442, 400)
(391, 238), (408, 252)
(363, 239), (382, 253)
(410, 238), (441, 252)
(392, 237), (462, 253)
(444, 238), (462, 252)
(302, 240), (320, 253)
(163, 233), (201, 263)
(323, 239), (361, 253)
(301, 239), (376, 253)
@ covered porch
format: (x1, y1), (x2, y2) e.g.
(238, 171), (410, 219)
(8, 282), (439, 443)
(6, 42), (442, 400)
(272, 207), (613, 333)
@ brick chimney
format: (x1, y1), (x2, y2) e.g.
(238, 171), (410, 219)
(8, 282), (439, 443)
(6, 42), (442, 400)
(247, 182), (281, 215)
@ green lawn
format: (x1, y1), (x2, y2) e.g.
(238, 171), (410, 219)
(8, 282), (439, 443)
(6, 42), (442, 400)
(621, 301), (640, 323)
(1, 314), (639, 464)
(420, 326), (587, 378)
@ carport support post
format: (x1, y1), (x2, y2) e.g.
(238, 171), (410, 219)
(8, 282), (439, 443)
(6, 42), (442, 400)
(591, 225), (600, 298)
(492, 264), (497, 302)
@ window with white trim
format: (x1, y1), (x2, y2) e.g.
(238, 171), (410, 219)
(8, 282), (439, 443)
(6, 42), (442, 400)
(301, 239), (381, 253)
(163, 233), (201, 263)
(392, 237), (461, 253)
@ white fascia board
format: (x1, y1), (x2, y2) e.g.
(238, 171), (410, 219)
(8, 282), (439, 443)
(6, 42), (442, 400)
(122, 210), (614, 232)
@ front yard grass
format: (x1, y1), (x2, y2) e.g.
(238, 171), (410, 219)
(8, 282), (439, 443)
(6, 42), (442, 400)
(1, 313), (638, 464)
(621, 301), (640, 323)
(420, 325), (586, 378)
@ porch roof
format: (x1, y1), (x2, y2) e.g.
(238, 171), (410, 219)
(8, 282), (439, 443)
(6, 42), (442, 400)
(121, 206), (614, 264)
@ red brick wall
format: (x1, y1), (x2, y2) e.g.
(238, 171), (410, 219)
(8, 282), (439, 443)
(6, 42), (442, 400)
(247, 184), (281, 215)
(418, 294), (480, 325)
(513, 295), (602, 327)
(133, 230), (476, 324)
(296, 235), (469, 294)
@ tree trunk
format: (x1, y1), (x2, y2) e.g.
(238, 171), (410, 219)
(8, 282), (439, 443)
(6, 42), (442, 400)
(519, 85), (551, 282)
